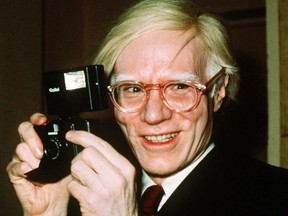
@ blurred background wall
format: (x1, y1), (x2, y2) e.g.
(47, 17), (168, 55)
(1, 0), (287, 215)
(0, 1), (42, 214)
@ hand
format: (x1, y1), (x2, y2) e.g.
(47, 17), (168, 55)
(6, 113), (70, 216)
(66, 130), (138, 216)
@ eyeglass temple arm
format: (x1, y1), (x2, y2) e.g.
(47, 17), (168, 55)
(204, 67), (226, 92)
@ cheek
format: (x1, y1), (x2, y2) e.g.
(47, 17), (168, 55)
(191, 98), (213, 143)
(114, 109), (138, 140)
(182, 98), (209, 127)
(114, 109), (143, 157)
(114, 109), (128, 133)
(179, 97), (211, 150)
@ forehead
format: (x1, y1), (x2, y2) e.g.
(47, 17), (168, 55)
(114, 30), (202, 82)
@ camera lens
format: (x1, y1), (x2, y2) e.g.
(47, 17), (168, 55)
(44, 137), (60, 160)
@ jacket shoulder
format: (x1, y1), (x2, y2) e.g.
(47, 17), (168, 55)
(158, 147), (288, 215)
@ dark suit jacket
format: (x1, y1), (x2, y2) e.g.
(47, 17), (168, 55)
(156, 146), (288, 216)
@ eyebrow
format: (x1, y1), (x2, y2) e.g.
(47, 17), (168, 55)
(111, 72), (199, 83)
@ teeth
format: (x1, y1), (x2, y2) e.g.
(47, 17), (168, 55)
(145, 133), (178, 143)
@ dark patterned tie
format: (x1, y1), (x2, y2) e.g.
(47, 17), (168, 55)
(141, 185), (164, 216)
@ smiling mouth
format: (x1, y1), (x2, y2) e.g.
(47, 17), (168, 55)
(144, 132), (178, 143)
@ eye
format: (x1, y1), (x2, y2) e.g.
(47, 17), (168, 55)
(165, 82), (194, 95)
(122, 84), (143, 93)
(173, 83), (190, 90)
(116, 83), (145, 99)
(169, 83), (191, 92)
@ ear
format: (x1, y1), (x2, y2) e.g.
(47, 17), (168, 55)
(213, 75), (229, 112)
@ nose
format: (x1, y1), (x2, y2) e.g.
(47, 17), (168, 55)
(140, 89), (172, 125)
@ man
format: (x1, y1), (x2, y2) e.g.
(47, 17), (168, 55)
(7, 0), (288, 215)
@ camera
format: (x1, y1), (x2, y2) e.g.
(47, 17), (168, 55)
(25, 65), (108, 183)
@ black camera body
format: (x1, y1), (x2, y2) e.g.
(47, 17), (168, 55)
(26, 65), (108, 183)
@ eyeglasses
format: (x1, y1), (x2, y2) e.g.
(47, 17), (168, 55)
(107, 68), (226, 113)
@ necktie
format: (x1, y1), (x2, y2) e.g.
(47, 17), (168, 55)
(141, 185), (164, 216)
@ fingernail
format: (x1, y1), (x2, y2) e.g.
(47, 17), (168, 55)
(35, 148), (43, 158)
(65, 130), (73, 139)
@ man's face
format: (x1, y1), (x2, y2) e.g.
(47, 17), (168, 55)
(113, 30), (213, 183)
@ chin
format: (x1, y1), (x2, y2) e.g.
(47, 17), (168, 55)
(142, 159), (180, 177)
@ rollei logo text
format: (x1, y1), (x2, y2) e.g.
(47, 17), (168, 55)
(49, 87), (60, 93)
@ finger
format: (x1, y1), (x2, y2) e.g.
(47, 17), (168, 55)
(15, 142), (40, 169)
(69, 159), (119, 208)
(18, 121), (43, 159)
(29, 113), (47, 125)
(68, 179), (89, 204)
(66, 131), (132, 172)
(7, 159), (32, 180)
(72, 146), (133, 191)
(67, 131), (135, 179)
(70, 158), (99, 187)
(66, 130), (107, 149)
(72, 146), (119, 184)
